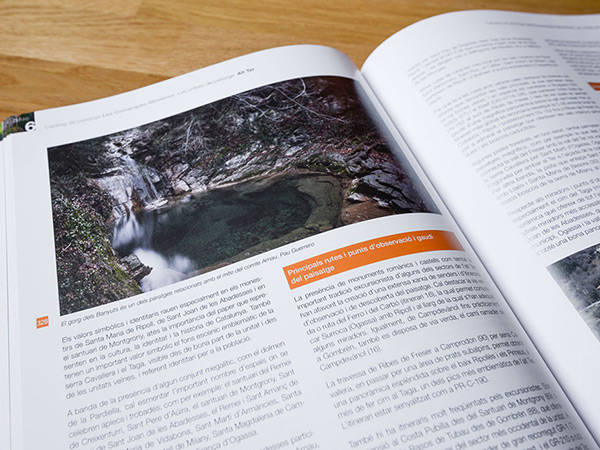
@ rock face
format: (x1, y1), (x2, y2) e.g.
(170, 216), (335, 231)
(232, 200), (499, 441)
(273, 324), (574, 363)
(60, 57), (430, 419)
(47, 76), (438, 312)
(51, 77), (435, 220)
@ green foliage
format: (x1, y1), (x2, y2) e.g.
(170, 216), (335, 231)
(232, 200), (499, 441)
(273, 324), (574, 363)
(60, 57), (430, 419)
(50, 178), (141, 315)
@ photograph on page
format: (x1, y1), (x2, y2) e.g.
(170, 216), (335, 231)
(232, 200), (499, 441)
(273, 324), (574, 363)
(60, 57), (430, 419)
(47, 76), (438, 315)
(548, 242), (600, 340)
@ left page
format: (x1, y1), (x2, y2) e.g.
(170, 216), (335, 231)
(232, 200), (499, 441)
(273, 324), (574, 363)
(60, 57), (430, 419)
(4, 44), (595, 450)
(3, 45), (366, 448)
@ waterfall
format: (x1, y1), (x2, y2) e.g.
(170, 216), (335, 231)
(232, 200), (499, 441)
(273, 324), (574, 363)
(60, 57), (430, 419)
(94, 137), (167, 218)
(112, 210), (195, 292)
(98, 133), (195, 291)
(111, 213), (152, 251)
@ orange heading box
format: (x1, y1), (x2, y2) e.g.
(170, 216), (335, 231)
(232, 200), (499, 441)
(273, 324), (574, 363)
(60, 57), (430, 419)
(283, 230), (463, 289)
(36, 316), (49, 329)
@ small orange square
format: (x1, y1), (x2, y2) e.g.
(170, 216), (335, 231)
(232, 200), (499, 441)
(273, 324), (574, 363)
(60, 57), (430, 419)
(36, 316), (49, 329)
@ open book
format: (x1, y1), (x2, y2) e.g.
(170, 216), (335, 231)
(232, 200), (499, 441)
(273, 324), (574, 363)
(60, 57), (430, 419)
(2, 10), (600, 449)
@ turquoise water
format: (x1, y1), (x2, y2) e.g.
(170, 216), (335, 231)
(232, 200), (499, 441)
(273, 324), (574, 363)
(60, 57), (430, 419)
(112, 178), (313, 290)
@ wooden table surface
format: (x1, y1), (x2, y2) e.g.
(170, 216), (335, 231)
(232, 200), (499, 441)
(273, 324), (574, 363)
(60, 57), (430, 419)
(2, 0), (599, 120)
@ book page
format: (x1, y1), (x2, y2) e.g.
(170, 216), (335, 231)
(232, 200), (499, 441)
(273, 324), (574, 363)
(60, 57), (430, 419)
(363, 10), (600, 439)
(4, 45), (596, 449)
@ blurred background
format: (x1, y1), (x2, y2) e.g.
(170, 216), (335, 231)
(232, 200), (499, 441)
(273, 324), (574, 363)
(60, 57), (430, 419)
(1, 0), (598, 119)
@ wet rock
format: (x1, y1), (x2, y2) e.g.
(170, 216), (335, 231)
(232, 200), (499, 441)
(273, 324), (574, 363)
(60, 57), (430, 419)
(355, 170), (422, 211)
(347, 192), (369, 203)
(172, 179), (191, 195)
(121, 254), (152, 282)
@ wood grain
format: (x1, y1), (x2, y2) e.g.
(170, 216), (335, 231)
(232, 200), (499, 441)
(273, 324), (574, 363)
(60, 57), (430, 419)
(1, 0), (598, 119)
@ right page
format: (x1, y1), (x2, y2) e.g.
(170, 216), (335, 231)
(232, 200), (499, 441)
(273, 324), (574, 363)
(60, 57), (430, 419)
(363, 10), (600, 440)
